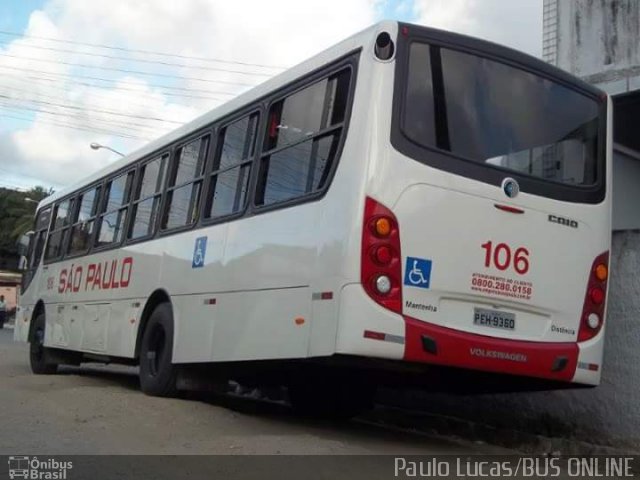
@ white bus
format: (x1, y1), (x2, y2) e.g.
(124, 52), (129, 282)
(15, 21), (611, 416)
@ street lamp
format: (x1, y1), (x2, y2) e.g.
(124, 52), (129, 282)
(90, 142), (125, 157)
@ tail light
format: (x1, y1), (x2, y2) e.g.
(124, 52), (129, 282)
(361, 197), (402, 313)
(578, 252), (609, 342)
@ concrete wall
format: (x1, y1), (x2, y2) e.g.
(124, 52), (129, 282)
(390, 231), (640, 449)
(545, 1), (640, 230)
(550, 0), (640, 94)
(613, 147), (640, 230)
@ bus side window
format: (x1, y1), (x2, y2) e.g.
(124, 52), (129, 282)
(68, 186), (101, 255)
(205, 113), (258, 219)
(162, 136), (209, 230)
(21, 206), (52, 290)
(44, 198), (74, 261)
(31, 207), (51, 269)
(256, 68), (351, 206)
(129, 154), (167, 240)
(95, 170), (134, 248)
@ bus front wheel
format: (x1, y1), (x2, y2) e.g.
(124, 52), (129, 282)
(139, 302), (178, 397)
(29, 313), (58, 375)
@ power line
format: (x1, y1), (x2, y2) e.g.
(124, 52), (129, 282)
(0, 79), (216, 122)
(0, 71), (233, 101)
(10, 42), (284, 74)
(0, 63), (253, 90)
(0, 110), (151, 140)
(0, 29), (287, 69)
(0, 102), (161, 139)
(0, 51), (268, 83)
(0, 93), (186, 125)
(0, 102), (163, 136)
(0, 80), (160, 116)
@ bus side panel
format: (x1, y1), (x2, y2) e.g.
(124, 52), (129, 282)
(157, 225), (227, 363)
(336, 284), (405, 360)
(306, 147), (373, 355)
(105, 299), (141, 357)
(14, 256), (51, 343)
(317, 42), (398, 358)
(13, 305), (30, 343)
(81, 303), (109, 352)
(171, 293), (217, 363)
(48, 303), (68, 347)
(212, 287), (312, 362)
(215, 207), (318, 361)
(30, 243), (164, 358)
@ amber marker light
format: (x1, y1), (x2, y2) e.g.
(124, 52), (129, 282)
(594, 263), (608, 282)
(373, 217), (392, 237)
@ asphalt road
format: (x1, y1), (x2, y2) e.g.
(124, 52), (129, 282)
(0, 326), (512, 459)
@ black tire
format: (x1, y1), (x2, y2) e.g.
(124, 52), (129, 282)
(30, 313), (58, 375)
(288, 369), (376, 419)
(139, 302), (178, 397)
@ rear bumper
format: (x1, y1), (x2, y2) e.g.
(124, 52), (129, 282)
(336, 285), (601, 386)
(403, 315), (580, 383)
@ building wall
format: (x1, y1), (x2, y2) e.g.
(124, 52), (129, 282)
(545, 0), (640, 94)
(613, 147), (640, 230)
(0, 285), (18, 313)
(544, 0), (640, 231)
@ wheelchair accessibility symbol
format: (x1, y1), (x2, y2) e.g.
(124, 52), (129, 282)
(192, 236), (207, 268)
(404, 257), (432, 289)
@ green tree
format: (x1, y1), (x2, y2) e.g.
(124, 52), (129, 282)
(0, 186), (52, 260)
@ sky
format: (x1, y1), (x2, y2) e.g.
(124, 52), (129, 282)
(0, 0), (542, 192)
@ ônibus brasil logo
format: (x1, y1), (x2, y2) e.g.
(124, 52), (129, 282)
(8, 456), (73, 480)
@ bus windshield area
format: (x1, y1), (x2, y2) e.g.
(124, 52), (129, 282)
(401, 41), (602, 187)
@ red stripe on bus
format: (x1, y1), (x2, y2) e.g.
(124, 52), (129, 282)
(363, 330), (386, 341)
(494, 204), (524, 214)
(403, 316), (578, 382)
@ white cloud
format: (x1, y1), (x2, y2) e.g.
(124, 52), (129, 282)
(412, 0), (542, 57)
(0, 0), (543, 192)
(0, 0), (380, 190)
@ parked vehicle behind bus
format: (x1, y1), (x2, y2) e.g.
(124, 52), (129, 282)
(15, 21), (611, 417)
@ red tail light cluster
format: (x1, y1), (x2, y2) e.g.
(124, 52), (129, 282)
(578, 252), (609, 342)
(361, 197), (402, 313)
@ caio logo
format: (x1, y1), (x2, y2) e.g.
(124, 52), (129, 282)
(548, 214), (579, 229)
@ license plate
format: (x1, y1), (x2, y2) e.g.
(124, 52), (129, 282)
(473, 308), (515, 331)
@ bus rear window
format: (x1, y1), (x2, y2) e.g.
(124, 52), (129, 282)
(402, 42), (601, 187)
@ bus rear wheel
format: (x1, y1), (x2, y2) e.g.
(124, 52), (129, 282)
(29, 313), (58, 375)
(139, 302), (178, 397)
(288, 369), (376, 419)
